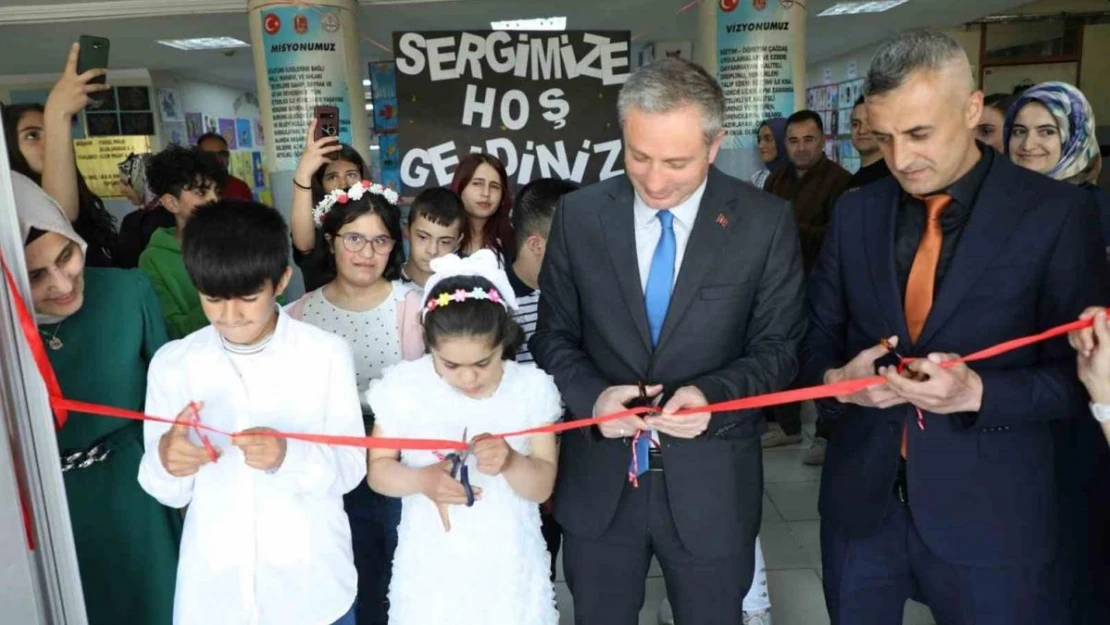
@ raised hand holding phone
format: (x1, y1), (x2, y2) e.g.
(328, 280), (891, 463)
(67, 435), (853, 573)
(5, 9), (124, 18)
(47, 40), (111, 118)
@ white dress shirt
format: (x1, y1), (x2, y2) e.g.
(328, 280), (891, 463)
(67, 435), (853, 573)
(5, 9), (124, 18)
(139, 310), (367, 625)
(632, 178), (708, 442)
(633, 178), (709, 292)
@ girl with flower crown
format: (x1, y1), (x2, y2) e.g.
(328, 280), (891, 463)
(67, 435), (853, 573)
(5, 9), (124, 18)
(290, 120), (372, 292)
(285, 180), (422, 625)
(367, 250), (561, 625)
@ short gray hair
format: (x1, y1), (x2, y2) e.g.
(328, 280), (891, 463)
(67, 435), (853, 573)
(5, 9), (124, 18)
(618, 57), (725, 144)
(865, 30), (973, 97)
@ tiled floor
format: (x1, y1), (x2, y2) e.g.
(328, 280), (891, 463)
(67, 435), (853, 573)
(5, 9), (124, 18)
(552, 408), (937, 625)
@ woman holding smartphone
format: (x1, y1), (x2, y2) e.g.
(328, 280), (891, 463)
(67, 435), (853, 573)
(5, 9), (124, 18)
(2, 42), (119, 267)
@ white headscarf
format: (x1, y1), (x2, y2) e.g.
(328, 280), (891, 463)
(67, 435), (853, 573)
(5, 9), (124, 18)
(422, 249), (518, 315)
(13, 172), (87, 324)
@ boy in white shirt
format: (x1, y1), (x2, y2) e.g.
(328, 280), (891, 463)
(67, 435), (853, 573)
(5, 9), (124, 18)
(138, 200), (366, 625)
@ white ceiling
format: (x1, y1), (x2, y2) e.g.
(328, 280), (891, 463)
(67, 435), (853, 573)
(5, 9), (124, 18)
(0, 0), (1039, 90)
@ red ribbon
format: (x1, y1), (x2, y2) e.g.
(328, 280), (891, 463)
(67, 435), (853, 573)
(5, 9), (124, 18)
(2, 249), (1103, 553)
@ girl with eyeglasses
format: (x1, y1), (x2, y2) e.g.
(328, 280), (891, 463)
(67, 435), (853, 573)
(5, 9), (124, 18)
(290, 119), (372, 292)
(285, 181), (423, 625)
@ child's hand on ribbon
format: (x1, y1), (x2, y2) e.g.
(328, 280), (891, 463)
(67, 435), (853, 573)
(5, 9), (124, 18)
(418, 461), (483, 532)
(472, 434), (513, 476)
(159, 402), (216, 477)
(233, 428), (288, 472)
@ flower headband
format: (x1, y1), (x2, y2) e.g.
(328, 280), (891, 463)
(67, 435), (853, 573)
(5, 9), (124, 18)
(424, 286), (505, 315)
(312, 180), (400, 227)
(422, 250), (518, 318)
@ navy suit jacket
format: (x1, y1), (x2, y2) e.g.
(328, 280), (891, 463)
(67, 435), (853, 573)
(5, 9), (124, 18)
(801, 154), (1110, 567)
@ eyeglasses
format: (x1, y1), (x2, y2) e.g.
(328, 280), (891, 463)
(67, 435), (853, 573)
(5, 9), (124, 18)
(338, 233), (395, 255)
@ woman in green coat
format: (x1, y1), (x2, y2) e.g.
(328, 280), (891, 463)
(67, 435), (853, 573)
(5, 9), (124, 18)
(14, 171), (181, 625)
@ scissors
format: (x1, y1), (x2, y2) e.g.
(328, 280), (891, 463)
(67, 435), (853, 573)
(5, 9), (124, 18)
(879, 338), (928, 431)
(636, 381), (664, 417)
(879, 338), (928, 382)
(440, 428), (475, 507)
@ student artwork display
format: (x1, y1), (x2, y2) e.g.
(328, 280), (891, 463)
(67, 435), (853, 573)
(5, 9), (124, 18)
(185, 112), (203, 144)
(162, 122), (187, 147)
(230, 152), (253, 191)
(218, 118), (238, 149)
(370, 61), (399, 133)
(252, 152), (266, 188)
(392, 30), (631, 193)
(157, 88), (184, 123)
(237, 118), (253, 148)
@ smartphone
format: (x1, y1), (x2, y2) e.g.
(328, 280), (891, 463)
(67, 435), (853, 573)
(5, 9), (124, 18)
(77, 35), (110, 110)
(313, 105), (340, 159)
(77, 35), (109, 81)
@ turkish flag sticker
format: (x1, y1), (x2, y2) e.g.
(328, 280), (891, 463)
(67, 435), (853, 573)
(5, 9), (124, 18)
(263, 13), (281, 36)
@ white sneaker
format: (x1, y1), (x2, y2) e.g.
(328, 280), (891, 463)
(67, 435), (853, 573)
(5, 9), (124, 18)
(657, 598), (674, 625)
(761, 423), (803, 448)
(743, 608), (773, 625)
(803, 437), (827, 466)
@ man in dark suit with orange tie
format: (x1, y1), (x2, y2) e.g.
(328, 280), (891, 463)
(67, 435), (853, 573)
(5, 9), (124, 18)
(801, 31), (1109, 624)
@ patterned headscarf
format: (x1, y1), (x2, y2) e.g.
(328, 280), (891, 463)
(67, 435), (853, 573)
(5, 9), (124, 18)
(1003, 81), (1101, 185)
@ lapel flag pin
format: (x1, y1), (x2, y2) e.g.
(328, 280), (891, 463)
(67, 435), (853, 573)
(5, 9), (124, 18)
(716, 213), (729, 228)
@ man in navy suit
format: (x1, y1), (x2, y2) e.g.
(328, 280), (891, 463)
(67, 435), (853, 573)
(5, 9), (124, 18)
(801, 31), (1109, 624)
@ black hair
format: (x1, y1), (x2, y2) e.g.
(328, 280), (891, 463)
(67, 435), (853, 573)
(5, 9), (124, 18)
(320, 191), (405, 281)
(424, 275), (523, 360)
(3, 103), (119, 266)
(984, 92), (1017, 114)
(512, 177), (579, 252)
(182, 200), (289, 298)
(786, 109), (824, 134)
(854, 95), (865, 108)
(310, 144), (369, 202)
(195, 132), (228, 149)
(409, 187), (465, 230)
(25, 227), (47, 246)
(148, 145), (227, 198)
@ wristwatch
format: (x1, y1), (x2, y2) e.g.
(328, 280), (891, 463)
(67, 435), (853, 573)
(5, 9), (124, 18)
(1090, 403), (1110, 423)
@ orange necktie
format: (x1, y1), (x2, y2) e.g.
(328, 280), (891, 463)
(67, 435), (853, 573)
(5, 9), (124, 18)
(901, 194), (952, 457)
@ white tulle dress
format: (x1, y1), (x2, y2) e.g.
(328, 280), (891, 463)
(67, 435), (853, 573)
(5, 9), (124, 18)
(366, 355), (561, 625)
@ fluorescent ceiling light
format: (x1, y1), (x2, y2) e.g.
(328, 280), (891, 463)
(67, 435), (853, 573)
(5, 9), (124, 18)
(364, 103), (375, 110)
(491, 16), (566, 31)
(158, 37), (250, 51)
(362, 79), (371, 87)
(818, 1), (910, 16)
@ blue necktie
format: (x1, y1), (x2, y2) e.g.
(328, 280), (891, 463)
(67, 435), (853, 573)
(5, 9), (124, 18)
(631, 210), (676, 477)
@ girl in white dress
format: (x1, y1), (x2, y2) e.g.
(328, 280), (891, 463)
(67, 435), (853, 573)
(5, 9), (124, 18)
(367, 250), (560, 625)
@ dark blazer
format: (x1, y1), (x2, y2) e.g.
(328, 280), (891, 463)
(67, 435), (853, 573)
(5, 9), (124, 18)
(530, 166), (806, 559)
(801, 154), (1110, 567)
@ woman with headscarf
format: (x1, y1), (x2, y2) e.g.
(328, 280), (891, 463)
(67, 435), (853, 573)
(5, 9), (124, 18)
(14, 172), (181, 625)
(1004, 81), (1109, 247)
(1004, 81), (1110, 625)
(751, 118), (788, 190)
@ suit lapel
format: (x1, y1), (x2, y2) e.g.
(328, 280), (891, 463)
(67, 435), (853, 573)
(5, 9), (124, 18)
(914, 158), (1023, 349)
(599, 181), (652, 353)
(864, 180), (911, 341)
(655, 168), (738, 352)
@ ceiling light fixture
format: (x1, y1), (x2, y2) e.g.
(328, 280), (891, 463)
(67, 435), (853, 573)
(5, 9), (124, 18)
(490, 16), (566, 31)
(818, 1), (910, 16)
(362, 79), (371, 87)
(157, 37), (250, 51)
